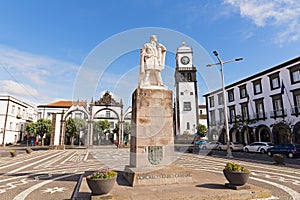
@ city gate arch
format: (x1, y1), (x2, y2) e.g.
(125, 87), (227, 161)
(90, 91), (124, 146)
(62, 102), (90, 146)
(92, 107), (121, 145)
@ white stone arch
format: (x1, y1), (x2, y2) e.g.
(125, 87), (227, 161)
(93, 107), (121, 121)
(255, 125), (271, 142)
(91, 106), (123, 145)
(62, 104), (90, 146)
(64, 104), (90, 121)
(123, 106), (132, 121)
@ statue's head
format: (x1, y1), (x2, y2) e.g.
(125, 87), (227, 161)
(150, 35), (157, 42)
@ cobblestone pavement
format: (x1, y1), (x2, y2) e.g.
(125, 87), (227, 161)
(0, 146), (299, 199)
(175, 153), (300, 200)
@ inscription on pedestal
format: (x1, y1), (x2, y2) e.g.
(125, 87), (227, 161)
(137, 173), (192, 180)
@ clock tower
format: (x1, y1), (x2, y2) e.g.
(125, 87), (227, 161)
(175, 42), (199, 135)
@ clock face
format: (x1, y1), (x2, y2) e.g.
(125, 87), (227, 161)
(181, 56), (190, 65)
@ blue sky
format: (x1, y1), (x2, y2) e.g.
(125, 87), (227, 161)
(1, 0), (300, 107)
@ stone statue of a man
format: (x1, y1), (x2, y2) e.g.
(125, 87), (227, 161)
(138, 35), (167, 89)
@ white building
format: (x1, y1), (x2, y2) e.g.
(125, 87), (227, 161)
(198, 104), (207, 128)
(0, 95), (38, 145)
(37, 91), (131, 147)
(174, 42), (199, 135)
(38, 100), (88, 120)
(204, 56), (300, 145)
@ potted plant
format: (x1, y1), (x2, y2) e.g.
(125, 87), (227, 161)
(273, 154), (285, 165)
(223, 162), (250, 186)
(86, 168), (117, 195)
(9, 149), (17, 157)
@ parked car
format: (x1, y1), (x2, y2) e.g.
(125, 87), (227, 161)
(243, 142), (274, 154)
(202, 141), (222, 150)
(218, 142), (244, 151)
(267, 143), (300, 158)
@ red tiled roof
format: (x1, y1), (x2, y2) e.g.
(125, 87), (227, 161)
(46, 101), (87, 107)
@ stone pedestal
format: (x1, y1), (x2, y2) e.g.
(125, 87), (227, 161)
(124, 88), (192, 186)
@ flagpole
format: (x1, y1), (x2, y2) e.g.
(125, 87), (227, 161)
(281, 81), (293, 112)
(247, 93), (255, 117)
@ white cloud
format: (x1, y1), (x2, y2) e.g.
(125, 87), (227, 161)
(0, 80), (39, 98)
(0, 45), (80, 104)
(0, 45), (78, 83)
(224, 0), (300, 44)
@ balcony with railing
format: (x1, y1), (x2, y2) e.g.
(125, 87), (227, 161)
(228, 114), (257, 125)
(252, 112), (267, 121)
(270, 109), (287, 119)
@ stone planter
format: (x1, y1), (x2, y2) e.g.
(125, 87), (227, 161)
(223, 169), (250, 186)
(86, 176), (117, 195)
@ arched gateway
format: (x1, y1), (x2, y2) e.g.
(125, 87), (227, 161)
(49, 92), (131, 149)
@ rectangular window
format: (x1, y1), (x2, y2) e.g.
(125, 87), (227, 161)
(241, 103), (249, 120)
(11, 105), (15, 114)
(180, 92), (184, 95)
(187, 122), (190, 130)
(292, 71), (300, 83)
(218, 108), (224, 124)
(271, 94), (284, 118)
(218, 93), (223, 105)
(228, 89), (234, 102)
(190, 92), (193, 95)
(106, 111), (110, 118)
(292, 89), (300, 115)
(252, 79), (262, 95)
(209, 110), (216, 125)
(239, 85), (247, 99)
(274, 99), (282, 111)
(229, 106), (236, 123)
(289, 64), (300, 84)
(255, 98), (265, 119)
(296, 95), (300, 108)
(183, 102), (191, 111)
(209, 96), (215, 107)
(272, 78), (279, 88)
(269, 72), (280, 90)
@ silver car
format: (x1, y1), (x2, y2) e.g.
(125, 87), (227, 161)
(243, 142), (274, 154)
(218, 142), (244, 151)
(202, 141), (222, 150)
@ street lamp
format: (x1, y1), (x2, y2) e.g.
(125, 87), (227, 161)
(207, 51), (243, 157)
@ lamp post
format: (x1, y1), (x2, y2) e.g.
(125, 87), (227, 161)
(207, 51), (243, 157)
